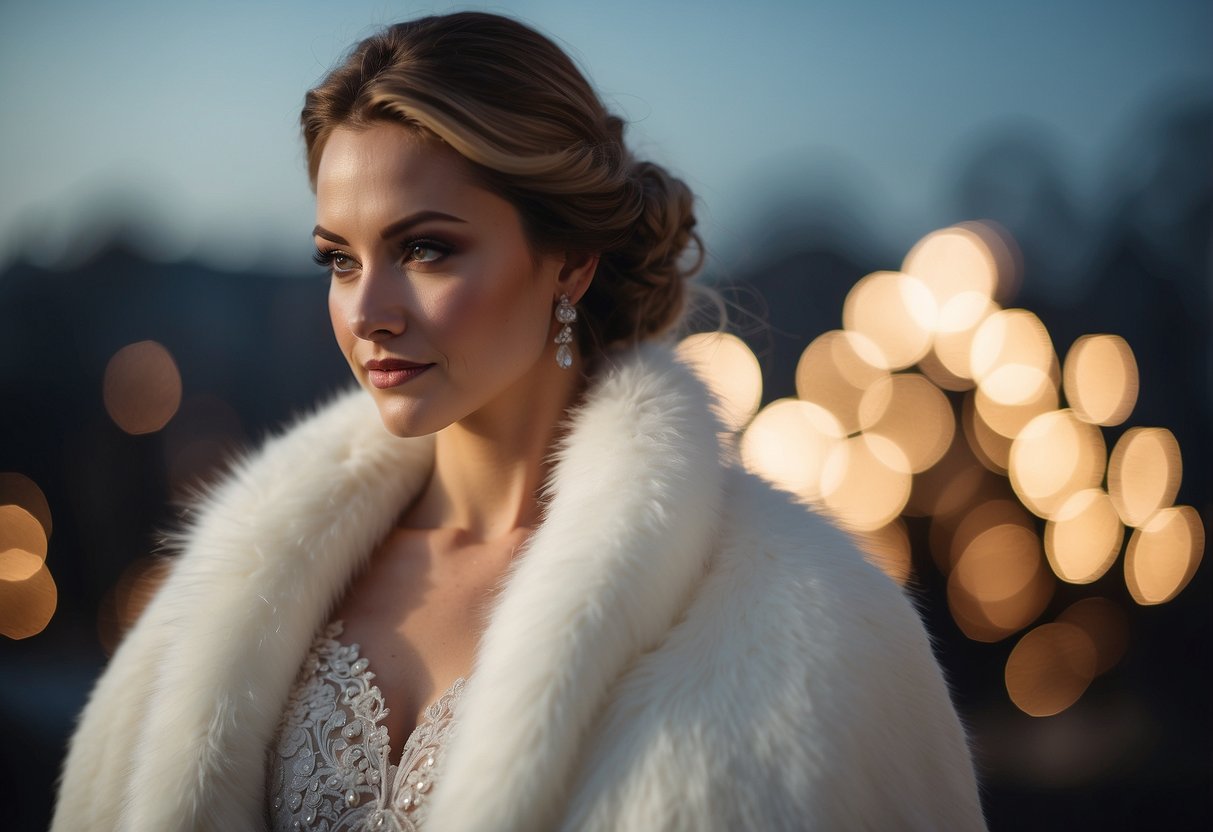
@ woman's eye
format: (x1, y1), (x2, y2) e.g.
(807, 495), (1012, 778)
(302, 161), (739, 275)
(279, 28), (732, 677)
(312, 248), (359, 275)
(406, 241), (448, 264)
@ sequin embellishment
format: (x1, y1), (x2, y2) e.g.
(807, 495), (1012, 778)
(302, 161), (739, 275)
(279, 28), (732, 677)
(267, 621), (465, 831)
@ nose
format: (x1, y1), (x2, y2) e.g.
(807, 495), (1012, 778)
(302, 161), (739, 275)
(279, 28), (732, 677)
(348, 266), (407, 342)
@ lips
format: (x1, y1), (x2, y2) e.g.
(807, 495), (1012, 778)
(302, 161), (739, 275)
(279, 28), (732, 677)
(364, 358), (434, 389)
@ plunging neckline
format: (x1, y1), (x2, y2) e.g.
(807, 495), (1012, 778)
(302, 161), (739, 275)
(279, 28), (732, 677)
(267, 620), (468, 831)
(325, 619), (467, 776)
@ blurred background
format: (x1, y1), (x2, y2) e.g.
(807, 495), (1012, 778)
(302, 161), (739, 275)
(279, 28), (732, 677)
(1, 1), (1209, 829)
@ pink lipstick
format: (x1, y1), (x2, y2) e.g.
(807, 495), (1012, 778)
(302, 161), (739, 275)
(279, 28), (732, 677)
(365, 358), (434, 389)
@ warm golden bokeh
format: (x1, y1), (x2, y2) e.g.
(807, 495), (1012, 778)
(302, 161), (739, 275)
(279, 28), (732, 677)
(0, 504), (48, 561)
(971, 309), (1057, 406)
(962, 392), (1012, 473)
(853, 519), (913, 586)
(944, 499), (1036, 574)
(1124, 505), (1204, 605)
(1005, 622), (1098, 716)
(948, 564), (1053, 644)
(1063, 334), (1139, 427)
(103, 340), (183, 435)
(0, 550), (58, 639)
(1107, 427), (1182, 527)
(0, 472), (53, 539)
(820, 434), (912, 531)
(974, 374), (1058, 440)
(0, 547), (44, 582)
(930, 292), (999, 384)
(1058, 597), (1129, 676)
(910, 436), (1001, 520)
(901, 225), (999, 304)
(0, 473), (57, 639)
(675, 332), (763, 432)
(916, 346), (975, 392)
(957, 220), (1022, 301)
(794, 330), (888, 434)
(953, 523), (1043, 605)
(739, 399), (844, 503)
(858, 373), (955, 473)
(842, 271), (936, 370)
(947, 523), (1053, 642)
(1044, 488), (1124, 584)
(1009, 409), (1106, 519)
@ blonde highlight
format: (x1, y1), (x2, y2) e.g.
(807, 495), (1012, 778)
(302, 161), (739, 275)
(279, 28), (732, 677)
(301, 12), (705, 351)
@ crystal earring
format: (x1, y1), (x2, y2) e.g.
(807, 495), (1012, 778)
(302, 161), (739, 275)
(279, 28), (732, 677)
(554, 294), (577, 369)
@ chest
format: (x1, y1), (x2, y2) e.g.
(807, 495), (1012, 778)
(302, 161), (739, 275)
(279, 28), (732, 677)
(329, 527), (520, 756)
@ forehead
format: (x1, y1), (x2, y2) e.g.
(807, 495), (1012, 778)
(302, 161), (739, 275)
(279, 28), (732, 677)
(314, 122), (487, 223)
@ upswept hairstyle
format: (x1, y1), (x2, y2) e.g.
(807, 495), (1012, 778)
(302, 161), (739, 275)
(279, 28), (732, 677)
(301, 11), (704, 353)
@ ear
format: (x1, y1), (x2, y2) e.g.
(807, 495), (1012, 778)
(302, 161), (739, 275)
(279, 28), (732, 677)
(554, 251), (599, 305)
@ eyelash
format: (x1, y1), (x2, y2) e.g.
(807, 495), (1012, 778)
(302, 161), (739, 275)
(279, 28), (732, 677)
(312, 238), (454, 273)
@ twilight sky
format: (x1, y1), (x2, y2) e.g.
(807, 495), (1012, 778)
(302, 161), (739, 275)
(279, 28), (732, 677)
(1, 0), (1209, 274)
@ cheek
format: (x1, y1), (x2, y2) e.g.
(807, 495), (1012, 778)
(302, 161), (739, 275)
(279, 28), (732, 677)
(327, 288), (355, 356)
(423, 252), (548, 357)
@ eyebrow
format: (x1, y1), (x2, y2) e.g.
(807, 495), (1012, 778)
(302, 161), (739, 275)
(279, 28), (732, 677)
(313, 210), (468, 245)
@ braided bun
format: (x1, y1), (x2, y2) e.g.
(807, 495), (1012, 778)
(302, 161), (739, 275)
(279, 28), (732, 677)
(582, 162), (703, 348)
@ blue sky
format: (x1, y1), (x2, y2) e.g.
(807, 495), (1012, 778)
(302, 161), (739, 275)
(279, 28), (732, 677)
(1, 0), (1209, 273)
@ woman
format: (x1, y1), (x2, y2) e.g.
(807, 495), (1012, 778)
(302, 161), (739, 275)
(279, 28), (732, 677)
(54, 12), (985, 832)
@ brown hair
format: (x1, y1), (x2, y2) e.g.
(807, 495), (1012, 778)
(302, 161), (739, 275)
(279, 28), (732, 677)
(301, 12), (704, 352)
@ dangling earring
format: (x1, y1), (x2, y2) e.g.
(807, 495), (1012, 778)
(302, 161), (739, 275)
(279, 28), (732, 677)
(554, 294), (577, 370)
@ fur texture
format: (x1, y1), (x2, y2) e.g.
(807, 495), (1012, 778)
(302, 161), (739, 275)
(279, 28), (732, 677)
(53, 343), (986, 831)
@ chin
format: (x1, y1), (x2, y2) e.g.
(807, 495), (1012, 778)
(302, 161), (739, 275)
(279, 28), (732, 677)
(366, 391), (456, 438)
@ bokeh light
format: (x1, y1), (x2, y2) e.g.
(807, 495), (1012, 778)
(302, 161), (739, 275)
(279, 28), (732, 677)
(770, 222), (1199, 719)
(974, 374), (1059, 440)
(740, 399), (844, 502)
(0, 549), (57, 639)
(909, 434), (1000, 520)
(943, 499), (1036, 574)
(676, 332), (763, 432)
(1009, 409), (1106, 519)
(1005, 622), (1098, 716)
(0, 473), (56, 639)
(962, 391), (1012, 473)
(820, 434), (912, 531)
(0, 504), (48, 561)
(858, 373), (955, 473)
(0, 472), (53, 539)
(971, 309), (1058, 406)
(794, 330), (888, 434)
(1044, 488), (1124, 584)
(901, 224), (1000, 305)
(929, 292), (999, 386)
(103, 340), (183, 435)
(1124, 505), (1204, 605)
(1063, 334), (1139, 426)
(842, 271), (936, 370)
(1107, 427), (1182, 527)
(948, 523), (1052, 642)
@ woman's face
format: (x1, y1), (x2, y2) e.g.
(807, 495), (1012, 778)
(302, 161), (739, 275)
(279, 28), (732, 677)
(315, 122), (571, 437)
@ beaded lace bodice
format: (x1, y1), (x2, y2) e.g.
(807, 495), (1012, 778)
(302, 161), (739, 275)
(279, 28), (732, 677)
(267, 621), (466, 832)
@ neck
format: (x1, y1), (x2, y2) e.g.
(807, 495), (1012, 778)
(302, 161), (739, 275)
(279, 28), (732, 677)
(405, 355), (587, 542)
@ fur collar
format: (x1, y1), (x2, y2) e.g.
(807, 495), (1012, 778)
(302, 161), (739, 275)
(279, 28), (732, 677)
(121, 341), (725, 830)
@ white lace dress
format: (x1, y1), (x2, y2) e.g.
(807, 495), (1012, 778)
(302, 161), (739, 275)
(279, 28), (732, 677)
(267, 621), (466, 831)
